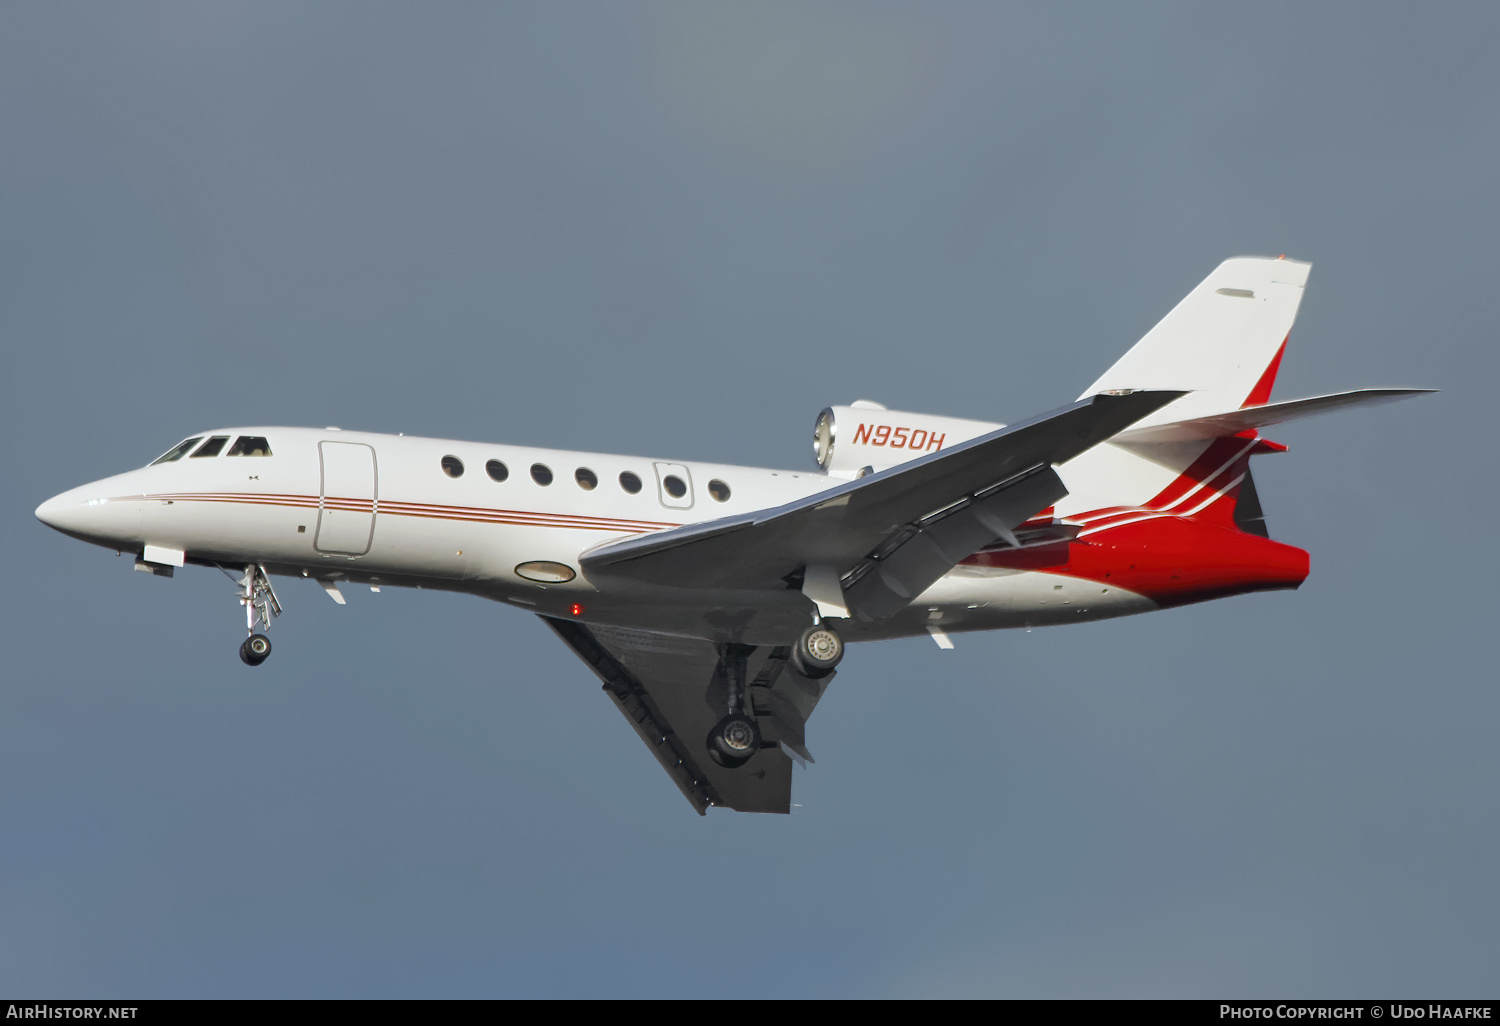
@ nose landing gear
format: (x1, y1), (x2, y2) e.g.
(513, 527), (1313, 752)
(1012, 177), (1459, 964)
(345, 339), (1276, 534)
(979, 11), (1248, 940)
(230, 563), (281, 666)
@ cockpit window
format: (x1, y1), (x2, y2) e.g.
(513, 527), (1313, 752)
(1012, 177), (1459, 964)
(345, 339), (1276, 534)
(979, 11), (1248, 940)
(191, 436), (230, 458)
(226, 436), (272, 457)
(150, 438), (203, 465)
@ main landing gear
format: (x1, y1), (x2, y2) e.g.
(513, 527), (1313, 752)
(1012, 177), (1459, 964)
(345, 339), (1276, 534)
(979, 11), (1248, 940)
(704, 621), (846, 770)
(232, 563), (281, 666)
(706, 643), (759, 768)
(793, 623), (844, 679)
(707, 712), (761, 769)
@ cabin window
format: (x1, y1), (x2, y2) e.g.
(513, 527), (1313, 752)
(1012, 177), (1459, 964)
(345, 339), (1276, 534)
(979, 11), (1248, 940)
(191, 436), (230, 458)
(663, 475), (687, 499)
(531, 463), (553, 486)
(708, 479), (731, 502)
(619, 471), (642, 494)
(151, 437), (203, 465)
(486, 459), (509, 482)
(441, 455), (464, 478)
(226, 436), (272, 457)
(575, 468), (598, 490)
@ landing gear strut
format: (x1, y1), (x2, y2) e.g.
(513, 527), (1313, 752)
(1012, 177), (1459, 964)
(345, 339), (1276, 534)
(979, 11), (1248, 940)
(233, 563), (281, 666)
(705, 644), (762, 769)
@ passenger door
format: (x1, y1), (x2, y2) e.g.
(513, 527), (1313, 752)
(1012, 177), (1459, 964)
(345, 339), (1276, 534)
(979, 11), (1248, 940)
(316, 441), (377, 555)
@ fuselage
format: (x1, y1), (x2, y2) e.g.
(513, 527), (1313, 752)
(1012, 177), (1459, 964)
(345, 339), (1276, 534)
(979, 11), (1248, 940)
(35, 425), (1310, 646)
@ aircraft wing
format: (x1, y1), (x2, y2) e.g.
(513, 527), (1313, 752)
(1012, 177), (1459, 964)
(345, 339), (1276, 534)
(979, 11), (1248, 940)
(542, 616), (833, 815)
(581, 390), (1182, 620)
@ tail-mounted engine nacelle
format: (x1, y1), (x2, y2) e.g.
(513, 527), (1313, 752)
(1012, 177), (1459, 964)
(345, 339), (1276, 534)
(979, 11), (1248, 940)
(813, 402), (1002, 476)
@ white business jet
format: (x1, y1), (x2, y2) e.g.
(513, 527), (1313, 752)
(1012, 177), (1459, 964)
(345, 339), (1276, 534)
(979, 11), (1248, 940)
(36, 257), (1429, 814)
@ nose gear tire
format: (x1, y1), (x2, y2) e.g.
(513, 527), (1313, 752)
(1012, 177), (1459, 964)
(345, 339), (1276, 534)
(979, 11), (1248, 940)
(239, 633), (272, 666)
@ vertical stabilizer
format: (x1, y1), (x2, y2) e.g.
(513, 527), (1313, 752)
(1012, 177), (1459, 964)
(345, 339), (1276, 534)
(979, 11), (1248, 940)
(1081, 256), (1310, 426)
(1059, 257), (1308, 518)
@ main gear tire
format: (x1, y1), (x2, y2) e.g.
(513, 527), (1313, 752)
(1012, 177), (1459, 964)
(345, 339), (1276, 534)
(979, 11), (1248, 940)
(792, 624), (843, 678)
(706, 714), (761, 769)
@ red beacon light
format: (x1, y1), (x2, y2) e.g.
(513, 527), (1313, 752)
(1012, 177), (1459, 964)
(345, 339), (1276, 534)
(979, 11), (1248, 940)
(569, 603), (585, 617)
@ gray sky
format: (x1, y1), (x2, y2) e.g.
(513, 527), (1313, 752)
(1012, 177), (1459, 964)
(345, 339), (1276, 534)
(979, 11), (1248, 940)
(2, 2), (1494, 998)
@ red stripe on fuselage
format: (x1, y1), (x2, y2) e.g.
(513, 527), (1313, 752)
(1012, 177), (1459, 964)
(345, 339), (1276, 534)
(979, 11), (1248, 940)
(1136, 436), (1256, 514)
(130, 492), (680, 534)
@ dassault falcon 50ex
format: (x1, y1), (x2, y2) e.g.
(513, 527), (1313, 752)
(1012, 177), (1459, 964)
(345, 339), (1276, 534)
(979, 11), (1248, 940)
(36, 257), (1430, 814)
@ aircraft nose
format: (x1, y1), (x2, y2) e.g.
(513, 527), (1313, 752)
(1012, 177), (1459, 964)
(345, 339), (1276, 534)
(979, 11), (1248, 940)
(35, 474), (144, 544)
(36, 488), (96, 534)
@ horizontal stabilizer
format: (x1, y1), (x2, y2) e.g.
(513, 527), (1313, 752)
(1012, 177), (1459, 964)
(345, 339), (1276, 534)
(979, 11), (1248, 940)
(1113, 389), (1435, 444)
